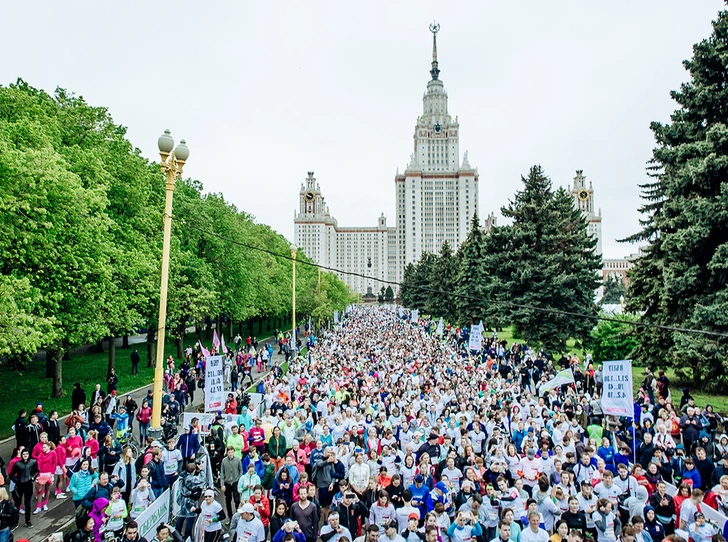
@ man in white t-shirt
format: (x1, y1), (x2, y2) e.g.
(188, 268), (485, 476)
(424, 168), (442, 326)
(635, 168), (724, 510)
(321, 511), (353, 542)
(520, 511), (549, 542)
(679, 489), (704, 531)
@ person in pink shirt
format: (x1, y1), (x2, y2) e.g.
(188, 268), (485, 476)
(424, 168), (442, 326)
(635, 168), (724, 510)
(54, 437), (68, 498)
(34, 441), (58, 513)
(31, 432), (50, 460)
(249, 419), (266, 456)
(85, 429), (100, 470)
(64, 427), (83, 465)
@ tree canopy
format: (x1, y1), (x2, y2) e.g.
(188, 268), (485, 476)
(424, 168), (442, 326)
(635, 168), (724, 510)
(624, 10), (728, 388)
(0, 80), (354, 396)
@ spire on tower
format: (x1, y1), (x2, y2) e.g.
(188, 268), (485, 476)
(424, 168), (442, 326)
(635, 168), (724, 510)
(429, 21), (440, 80)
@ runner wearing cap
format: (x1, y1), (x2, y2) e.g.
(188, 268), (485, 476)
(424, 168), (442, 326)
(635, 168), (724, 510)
(231, 502), (265, 542)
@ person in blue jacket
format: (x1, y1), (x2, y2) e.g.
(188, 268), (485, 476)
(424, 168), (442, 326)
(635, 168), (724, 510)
(407, 475), (432, 520)
(176, 425), (200, 465)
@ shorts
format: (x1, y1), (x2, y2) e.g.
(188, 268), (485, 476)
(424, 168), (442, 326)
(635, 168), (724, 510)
(318, 486), (334, 507)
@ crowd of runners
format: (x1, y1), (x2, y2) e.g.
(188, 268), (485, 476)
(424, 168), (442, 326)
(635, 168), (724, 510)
(1, 306), (728, 542)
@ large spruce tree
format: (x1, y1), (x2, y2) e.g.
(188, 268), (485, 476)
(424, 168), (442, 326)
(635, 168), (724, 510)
(455, 213), (489, 324)
(492, 166), (602, 351)
(624, 9), (728, 388)
(426, 241), (458, 323)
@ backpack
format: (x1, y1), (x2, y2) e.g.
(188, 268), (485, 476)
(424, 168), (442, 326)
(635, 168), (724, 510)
(0, 499), (19, 530)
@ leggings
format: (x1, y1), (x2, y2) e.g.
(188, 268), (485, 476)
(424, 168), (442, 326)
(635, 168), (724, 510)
(14, 481), (32, 523)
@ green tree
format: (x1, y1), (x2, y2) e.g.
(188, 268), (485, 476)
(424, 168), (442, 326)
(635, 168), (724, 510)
(589, 314), (640, 363)
(624, 9), (728, 387)
(490, 166), (602, 351)
(384, 286), (394, 303)
(600, 275), (627, 306)
(399, 263), (417, 308)
(410, 252), (436, 311)
(426, 241), (458, 323)
(455, 213), (489, 325)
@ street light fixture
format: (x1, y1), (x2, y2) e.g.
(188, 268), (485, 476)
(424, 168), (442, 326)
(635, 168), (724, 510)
(150, 129), (188, 438)
(291, 244), (297, 345)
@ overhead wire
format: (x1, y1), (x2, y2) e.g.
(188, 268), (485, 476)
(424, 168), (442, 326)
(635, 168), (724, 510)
(178, 218), (728, 341)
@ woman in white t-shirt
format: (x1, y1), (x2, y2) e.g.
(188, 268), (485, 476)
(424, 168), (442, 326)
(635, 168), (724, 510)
(197, 488), (226, 541)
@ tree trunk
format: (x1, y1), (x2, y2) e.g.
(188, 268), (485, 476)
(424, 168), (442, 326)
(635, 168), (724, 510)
(122, 334), (129, 348)
(228, 319), (233, 337)
(146, 323), (156, 368)
(216, 315), (222, 338)
(52, 347), (65, 398)
(107, 335), (116, 377)
(205, 319), (212, 341)
(258, 317), (263, 334)
(45, 350), (55, 378)
(176, 321), (186, 359)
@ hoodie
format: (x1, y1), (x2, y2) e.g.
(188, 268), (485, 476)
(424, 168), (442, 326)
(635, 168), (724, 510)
(642, 506), (665, 542)
(89, 497), (109, 541)
(625, 486), (649, 520)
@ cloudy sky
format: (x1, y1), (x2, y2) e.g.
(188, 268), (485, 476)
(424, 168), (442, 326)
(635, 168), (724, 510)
(2, 1), (724, 259)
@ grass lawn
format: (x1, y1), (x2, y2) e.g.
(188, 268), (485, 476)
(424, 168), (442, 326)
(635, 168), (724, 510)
(0, 341), (178, 440)
(631, 365), (728, 415)
(495, 325), (728, 415)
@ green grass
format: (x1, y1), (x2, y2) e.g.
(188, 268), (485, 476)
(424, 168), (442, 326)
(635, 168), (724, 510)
(631, 366), (728, 415)
(0, 341), (178, 439)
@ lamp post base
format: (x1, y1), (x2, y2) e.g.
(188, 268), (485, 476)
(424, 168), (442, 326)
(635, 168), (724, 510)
(148, 426), (163, 442)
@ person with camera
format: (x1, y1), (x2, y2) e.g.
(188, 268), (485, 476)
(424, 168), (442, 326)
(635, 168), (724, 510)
(335, 490), (369, 538)
(175, 460), (206, 540)
(447, 510), (484, 542)
(271, 518), (305, 542)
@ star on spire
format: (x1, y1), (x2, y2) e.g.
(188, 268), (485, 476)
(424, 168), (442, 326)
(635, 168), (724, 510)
(429, 21), (440, 80)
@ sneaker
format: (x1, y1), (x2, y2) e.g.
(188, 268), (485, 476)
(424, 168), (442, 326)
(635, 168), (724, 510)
(25, 521), (32, 528)
(42, 504), (48, 511)
(33, 507), (41, 514)
(18, 508), (24, 514)
(57, 492), (67, 499)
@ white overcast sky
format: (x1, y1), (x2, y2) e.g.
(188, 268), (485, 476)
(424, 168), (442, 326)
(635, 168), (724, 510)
(2, 1), (723, 259)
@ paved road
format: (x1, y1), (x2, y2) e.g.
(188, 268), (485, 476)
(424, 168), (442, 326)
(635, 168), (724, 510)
(7, 335), (287, 541)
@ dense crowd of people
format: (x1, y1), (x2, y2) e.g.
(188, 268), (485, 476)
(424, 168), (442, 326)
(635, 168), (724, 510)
(2, 306), (728, 542)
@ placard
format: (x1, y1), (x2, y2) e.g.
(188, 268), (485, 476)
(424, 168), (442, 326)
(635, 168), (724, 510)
(468, 321), (483, 352)
(204, 355), (225, 412)
(600, 360), (634, 417)
(182, 413), (216, 435)
(137, 488), (170, 541)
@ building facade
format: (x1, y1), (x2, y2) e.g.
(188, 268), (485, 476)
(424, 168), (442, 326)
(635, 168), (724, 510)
(294, 24), (479, 295)
(569, 169), (603, 255)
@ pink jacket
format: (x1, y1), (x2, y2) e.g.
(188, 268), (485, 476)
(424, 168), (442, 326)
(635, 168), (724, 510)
(37, 449), (59, 474)
(55, 445), (67, 467)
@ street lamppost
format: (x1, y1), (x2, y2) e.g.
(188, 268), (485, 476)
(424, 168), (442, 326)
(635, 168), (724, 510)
(150, 129), (189, 438)
(291, 244), (297, 341)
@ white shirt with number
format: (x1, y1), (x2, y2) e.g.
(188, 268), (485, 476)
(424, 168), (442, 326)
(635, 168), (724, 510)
(200, 500), (224, 532)
(236, 517), (266, 542)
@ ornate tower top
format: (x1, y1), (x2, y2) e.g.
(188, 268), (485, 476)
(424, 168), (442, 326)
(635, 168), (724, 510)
(429, 21), (440, 81)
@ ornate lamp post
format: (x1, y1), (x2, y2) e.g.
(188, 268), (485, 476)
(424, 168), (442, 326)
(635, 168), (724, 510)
(291, 244), (297, 342)
(150, 129), (189, 438)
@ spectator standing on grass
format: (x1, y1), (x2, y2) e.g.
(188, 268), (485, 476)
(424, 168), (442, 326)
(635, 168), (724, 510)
(131, 349), (140, 375)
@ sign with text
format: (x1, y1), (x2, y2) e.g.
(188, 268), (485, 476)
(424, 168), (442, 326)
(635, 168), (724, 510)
(182, 413), (216, 435)
(137, 488), (170, 541)
(468, 321), (483, 352)
(601, 360), (634, 418)
(204, 355), (225, 412)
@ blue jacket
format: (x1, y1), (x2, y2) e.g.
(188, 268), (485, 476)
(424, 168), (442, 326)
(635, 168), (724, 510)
(177, 432), (200, 459)
(69, 469), (98, 502)
(407, 483), (432, 517)
(242, 455), (265, 479)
